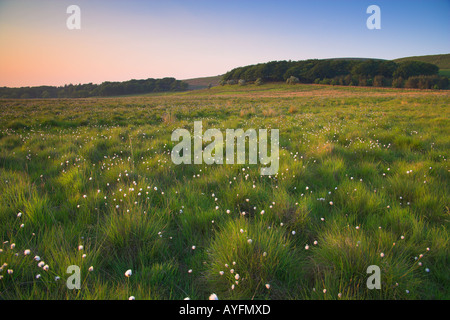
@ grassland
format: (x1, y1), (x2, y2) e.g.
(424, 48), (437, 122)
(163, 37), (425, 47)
(439, 69), (450, 78)
(394, 53), (450, 70)
(182, 75), (223, 90)
(0, 83), (448, 300)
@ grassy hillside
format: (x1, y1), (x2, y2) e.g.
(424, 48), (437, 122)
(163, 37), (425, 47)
(394, 53), (450, 78)
(182, 75), (223, 90)
(1, 83), (448, 300)
(394, 53), (450, 69)
(438, 69), (450, 78)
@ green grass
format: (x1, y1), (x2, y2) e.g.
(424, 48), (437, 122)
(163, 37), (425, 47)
(182, 75), (223, 90)
(439, 69), (450, 78)
(394, 53), (450, 69)
(0, 83), (448, 300)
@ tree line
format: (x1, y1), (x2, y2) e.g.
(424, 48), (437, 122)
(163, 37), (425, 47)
(0, 77), (188, 99)
(221, 59), (449, 89)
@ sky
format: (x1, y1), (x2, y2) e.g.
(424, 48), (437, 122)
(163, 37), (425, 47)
(0, 0), (449, 87)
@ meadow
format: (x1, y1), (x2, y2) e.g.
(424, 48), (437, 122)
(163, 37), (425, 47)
(0, 83), (448, 300)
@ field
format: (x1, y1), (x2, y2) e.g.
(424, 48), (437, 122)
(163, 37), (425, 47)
(183, 75), (223, 90)
(439, 69), (450, 78)
(0, 83), (449, 300)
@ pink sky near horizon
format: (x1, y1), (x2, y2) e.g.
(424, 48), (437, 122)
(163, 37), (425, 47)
(0, 1), (268, 87)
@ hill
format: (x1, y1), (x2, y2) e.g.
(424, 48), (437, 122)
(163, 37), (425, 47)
(324, 57), (385, 61)
(221, 58), (448, 89)
(394, 53), (450, 69)
(182, 75), (223, 90)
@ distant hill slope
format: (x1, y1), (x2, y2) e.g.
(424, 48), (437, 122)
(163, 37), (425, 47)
(394, 54), (450, 69)
(182, 75), (223, 90)
(325, 57), (385, 61)
(182, 54), (450, 90)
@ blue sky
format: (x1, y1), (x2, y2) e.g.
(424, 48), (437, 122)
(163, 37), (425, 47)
(0, 0), (449, 86)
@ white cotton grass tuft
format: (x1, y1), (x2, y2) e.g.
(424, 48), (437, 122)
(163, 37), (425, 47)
(209, 293), (219, 300)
